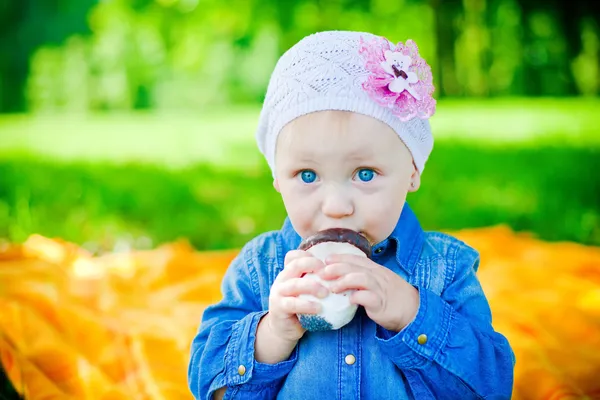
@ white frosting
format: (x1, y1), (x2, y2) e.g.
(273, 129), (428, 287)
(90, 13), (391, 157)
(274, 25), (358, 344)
(295, 241), (366, 330)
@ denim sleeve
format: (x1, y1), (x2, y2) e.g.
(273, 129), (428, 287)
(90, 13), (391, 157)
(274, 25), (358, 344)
(375, 244), (515, 399)
(187, 242), (298, 400)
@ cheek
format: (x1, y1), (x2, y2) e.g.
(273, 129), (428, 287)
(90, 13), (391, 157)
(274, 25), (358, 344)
(364, 200), (401, 238)
(279, 183), (316, 235)
(358, 184), (407, 241)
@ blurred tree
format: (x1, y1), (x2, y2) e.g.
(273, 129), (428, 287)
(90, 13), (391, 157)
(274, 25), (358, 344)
(431, 0), (462, 96)
(488, 0), (523, 95)
(0, 0), (97, 112)
(515, 0), (600, 95)
(0, 0), (598, 112)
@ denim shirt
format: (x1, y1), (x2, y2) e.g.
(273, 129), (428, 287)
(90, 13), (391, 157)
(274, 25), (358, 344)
(188, 203), (515, 399)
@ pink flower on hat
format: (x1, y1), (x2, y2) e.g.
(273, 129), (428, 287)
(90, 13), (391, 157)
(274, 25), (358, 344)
(358, 36), (436, 121)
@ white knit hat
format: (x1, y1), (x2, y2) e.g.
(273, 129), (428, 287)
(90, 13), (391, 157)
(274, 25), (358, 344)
(256, 30), (436, 176)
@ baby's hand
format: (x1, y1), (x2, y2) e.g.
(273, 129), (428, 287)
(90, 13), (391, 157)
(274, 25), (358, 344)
(267, 250), (329, 342)
(319, 254), (420, 332)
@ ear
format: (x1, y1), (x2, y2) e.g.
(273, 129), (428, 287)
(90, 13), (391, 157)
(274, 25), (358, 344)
(273, 178), (281, 193)
(408, 165), (421, 192)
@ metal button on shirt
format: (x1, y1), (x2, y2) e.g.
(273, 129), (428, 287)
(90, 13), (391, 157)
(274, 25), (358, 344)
(238, 365), (246, 375)
(417, 334), (428, 345)
(345, 354), (356, 365)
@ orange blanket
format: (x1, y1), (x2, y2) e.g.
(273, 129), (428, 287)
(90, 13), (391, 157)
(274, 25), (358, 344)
(1, 227), (600, 399)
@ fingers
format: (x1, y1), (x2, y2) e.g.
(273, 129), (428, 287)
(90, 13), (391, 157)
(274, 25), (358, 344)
(328, 271), (377, 293)
(272, 277), (328, 316)
(271, 252), (328, 318)
(278, 253), (325, 281)
(284, 250), (312, 265)
(279, 296), (321, 315)
(277, 277), (329, 298)
(325, 253), (375, 268)
(349, 290), (383, 311)
(319, 261), (366, 280)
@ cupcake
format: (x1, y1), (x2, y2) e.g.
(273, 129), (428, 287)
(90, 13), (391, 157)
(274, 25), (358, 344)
(293, 228), (371, 331)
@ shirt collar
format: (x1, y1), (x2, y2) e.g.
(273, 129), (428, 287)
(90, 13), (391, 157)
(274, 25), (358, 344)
(279, 202), (424, 275)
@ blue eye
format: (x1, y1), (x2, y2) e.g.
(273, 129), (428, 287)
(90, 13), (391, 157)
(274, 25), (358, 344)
(357, 169), (375, 182)
(300, 170), (317, 183)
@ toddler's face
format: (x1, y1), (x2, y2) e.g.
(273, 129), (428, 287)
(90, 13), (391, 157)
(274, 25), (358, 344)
(274, 111), (419, 245)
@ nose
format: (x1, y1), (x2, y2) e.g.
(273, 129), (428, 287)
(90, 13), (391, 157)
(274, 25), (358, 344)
(321, 186), (354, 219)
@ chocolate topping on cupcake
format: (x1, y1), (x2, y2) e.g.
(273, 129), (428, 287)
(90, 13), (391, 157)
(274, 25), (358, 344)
(298, 228), (372, 258)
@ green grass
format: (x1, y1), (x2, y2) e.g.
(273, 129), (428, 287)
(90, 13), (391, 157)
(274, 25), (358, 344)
(0, 140), (598, 252)
(1, 99), (599, 169)
(0, 107), (264, 169)
(0, 98), (599, 253)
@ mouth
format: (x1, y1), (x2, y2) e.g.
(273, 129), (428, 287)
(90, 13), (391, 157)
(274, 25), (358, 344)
(311, 228), (372, 244)
(299, 228), (372, 258)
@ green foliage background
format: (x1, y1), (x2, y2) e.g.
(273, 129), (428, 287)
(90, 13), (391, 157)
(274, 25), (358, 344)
(1, 0), (599, 113)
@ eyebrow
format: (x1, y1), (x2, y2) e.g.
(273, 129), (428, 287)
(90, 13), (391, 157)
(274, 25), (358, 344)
(292, 146), (375, 160)
(292, 157), (322, 165)
(345, 150), (375, 160)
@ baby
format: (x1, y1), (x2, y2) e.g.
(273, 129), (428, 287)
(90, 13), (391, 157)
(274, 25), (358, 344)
(188, 30), (515, 399)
